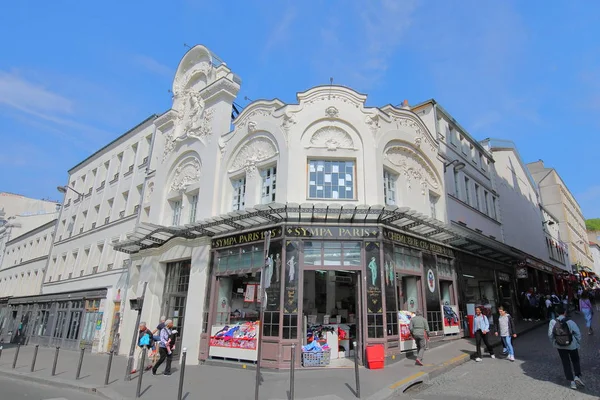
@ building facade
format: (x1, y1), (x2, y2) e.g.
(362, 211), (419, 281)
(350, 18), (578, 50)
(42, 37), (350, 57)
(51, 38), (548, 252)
(527, 160), (593, 272)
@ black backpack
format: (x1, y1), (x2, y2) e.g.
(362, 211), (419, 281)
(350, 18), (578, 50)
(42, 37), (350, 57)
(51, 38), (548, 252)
(552, 318), (573, 347)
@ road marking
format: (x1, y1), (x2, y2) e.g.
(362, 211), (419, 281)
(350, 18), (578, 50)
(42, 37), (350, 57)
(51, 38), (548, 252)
(389, 372), (426, 389)
(439, 353), (469, 367)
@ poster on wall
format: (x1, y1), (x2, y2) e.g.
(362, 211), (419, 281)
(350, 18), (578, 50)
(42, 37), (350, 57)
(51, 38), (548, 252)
(244, 284), (256, 303)
(398, 311), (417, 351)
(284, 241), (299, 313)
(209, 321), (260, 361)
(441, 304), (460, 335)
(423, 253), (440, 314)
(383, 243), (397, 313)
(516, 267), (528, 279)
(265, 241), (283, 311)
(365, 242), (383, 313)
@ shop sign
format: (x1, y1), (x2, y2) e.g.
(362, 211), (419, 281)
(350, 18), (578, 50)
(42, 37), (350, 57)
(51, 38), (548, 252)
(285, 226), (379, 239)
(497, 272), (511, 282)
(211, 227), (283, 249)
(526, 258), (553, 273)
(383, 229), (454, 257)
(516, 267), (528, 279)
(441, 304), (460, 335)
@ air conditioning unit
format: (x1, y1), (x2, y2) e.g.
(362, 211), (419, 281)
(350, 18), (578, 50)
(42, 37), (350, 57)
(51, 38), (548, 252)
(331, 275), (352, 284)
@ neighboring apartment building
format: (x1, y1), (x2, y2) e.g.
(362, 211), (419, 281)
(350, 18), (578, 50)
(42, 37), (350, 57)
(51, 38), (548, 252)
(587, 230), (600, 275)
(0, 219), (56, 342)
(527, 160), (593, 271)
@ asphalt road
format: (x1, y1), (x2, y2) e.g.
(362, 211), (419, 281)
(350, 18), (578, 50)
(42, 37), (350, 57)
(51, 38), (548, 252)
(398, 312), (600, 400)
(0, 375), (100, 400)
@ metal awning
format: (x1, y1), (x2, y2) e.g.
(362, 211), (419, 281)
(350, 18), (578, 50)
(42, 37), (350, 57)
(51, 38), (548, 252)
(114, 203), (519, 263)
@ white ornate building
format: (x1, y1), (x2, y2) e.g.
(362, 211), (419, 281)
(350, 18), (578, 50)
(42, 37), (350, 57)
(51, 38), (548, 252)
(1, 45), (583, 367)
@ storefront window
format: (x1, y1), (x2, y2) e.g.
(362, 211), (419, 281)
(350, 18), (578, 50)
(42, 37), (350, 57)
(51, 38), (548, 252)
(216, 245), (264, 274)
(263, 241), (282, 337)
(81, 299), (101, 343)
(365, 242), (383, 338)
(383, 244), (398, 336)
(283, 241), (300, 339)
(394, 247), (421, 272)
(323, 242), (342, 266)
(304, 241), (361, 267)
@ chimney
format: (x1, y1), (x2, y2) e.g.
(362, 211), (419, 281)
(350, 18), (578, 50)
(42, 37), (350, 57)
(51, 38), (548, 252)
(401, 99), (410, 109)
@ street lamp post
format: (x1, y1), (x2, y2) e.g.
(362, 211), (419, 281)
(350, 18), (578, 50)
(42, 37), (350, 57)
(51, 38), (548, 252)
(125, 282), (147, 381)
(57, 186), (84, 202)
(255, 230), (271, 400)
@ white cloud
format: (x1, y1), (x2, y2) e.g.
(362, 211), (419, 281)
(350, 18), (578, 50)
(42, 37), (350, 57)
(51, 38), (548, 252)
(263, 6), (297, 56)
(133, 54), (172, 77)
(0, 70), (73, 115)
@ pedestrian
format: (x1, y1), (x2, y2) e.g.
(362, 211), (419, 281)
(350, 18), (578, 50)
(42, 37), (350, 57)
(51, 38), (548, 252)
(579, 291), (594, 335)
(545, 295), (555, 320)
(548, 304), (584, 390)
(409, 310), (430, 366)
(152, 319), (174, 376)
(132, 322), (154, 374)
(495, 306), (517, 361)
(152, 315), (166, 341)
(472, 306), (495, 362)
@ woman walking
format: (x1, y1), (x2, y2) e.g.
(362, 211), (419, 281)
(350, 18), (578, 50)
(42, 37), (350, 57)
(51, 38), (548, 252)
(579, 291), (594, 335)
(495, 305), (517, 361)
(472, 307), (495, 362)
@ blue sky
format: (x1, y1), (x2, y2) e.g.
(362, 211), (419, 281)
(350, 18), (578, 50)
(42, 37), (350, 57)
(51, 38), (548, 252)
(1, 1), (599, 217)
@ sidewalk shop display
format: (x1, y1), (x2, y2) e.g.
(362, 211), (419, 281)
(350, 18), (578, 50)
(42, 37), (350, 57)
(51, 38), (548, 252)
(302, 338), (331, 367)
(398, 310), (416, 351)
(209, 321), (259, 361)
(441, 304), (460, 335)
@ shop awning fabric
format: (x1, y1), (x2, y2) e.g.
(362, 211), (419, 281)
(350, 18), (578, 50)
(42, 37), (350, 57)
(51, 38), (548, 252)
(113, 203), (518, 262)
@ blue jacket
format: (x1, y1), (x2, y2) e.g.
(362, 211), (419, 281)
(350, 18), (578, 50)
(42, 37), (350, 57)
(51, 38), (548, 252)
(472, 314), (490, 334)
(548, 316), (581, 350)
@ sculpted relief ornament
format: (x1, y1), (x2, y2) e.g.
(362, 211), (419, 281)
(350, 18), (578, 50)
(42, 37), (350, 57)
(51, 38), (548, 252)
(393, 117), (436, 152)
(162, 89), (215, 162)
(307, 126), (356, 151)
(229, 137), (278, 177)
(384, 146), (439, 195)
(170, 157), (202, 193)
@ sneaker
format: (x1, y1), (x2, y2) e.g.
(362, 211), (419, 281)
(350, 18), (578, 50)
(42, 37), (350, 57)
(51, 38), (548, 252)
(415, 359), (423, 366)
(574, 376), (585, 387)
(508, 355), (514, 362)
(151, 369), (157, 376)
(475, 357), (482, 362)
(130, 369), (137, 374)
(502, 349), (508, 354)
(490, 354), (496, 359)
(163, 372), (171, 376)
(570, 381), (577, 390)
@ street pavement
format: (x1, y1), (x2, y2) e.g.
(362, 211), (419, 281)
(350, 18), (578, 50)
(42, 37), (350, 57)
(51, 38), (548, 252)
(0, 318), (544, 400)
(398, 312), (600, 400)
(0, 374), (100, 400)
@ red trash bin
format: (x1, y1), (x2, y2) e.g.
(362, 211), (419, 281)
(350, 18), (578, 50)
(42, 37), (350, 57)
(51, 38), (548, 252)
(365, 344), (385, 369)
(467, 315), (475, 338)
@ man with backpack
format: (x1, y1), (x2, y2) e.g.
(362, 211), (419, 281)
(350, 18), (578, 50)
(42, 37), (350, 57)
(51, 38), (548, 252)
(548, 304), (584, 390)
(132, 321), (154, 374)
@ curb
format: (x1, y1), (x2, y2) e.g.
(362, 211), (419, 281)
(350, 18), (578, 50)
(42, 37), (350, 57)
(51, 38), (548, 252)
(371, 321), (547, 400)
(0, 368), (134, 400)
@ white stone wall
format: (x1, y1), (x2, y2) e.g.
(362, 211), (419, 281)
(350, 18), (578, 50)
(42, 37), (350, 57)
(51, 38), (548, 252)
(590, 244), (600, 275)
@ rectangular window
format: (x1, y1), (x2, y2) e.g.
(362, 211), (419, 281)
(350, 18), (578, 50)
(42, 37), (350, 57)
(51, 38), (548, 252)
(189, 195), (198, 223)
(491, 197), (497, 219)
(449, 127), (457, 146)
(474, 183), (480, 210)
(464, 177), (471, 204)
(308, 160), (355, 199)
(172, 200), (182, 226)
(483, 191), (489, 215)
(260, 166), (277, 204)
(480, 153), (486, 170)
(429, 192), (439, 220)
(383, 170), (397, 205)
(453, 171), (460, 198)
(232, 176), (246, 211)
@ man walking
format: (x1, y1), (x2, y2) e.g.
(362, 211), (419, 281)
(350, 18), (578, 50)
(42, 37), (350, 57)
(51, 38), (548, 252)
(132, 322), (153, 374)
(473, 306), (495, 362)
(409, 310), (430, 366)
(152, 319), (174, 376)
(548, 304), (584, 390)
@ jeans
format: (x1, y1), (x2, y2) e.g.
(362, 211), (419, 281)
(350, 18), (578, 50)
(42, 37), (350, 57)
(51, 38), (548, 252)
(557, 349), (581, 381)
(414, 336), (426, 360)
(475, 330), (493, 358)
(582, 308), (593, 329)
(152, 347), (172, 375)
(501, 336), (514, 357)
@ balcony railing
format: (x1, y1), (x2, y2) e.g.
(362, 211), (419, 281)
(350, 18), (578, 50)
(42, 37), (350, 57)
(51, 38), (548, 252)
(64, 200), (71, 208)
(91, 222), (96, 229)
(138, 156), (149, 169)
(92, 266), (98, 274)
(109, 173), (119, 184)
(96, 181), (105, 192)
(107, 263), (114, 271)
(124, 165), (134, 177)
(134, 204), (140, 214)
(119, 210), (125, 218)
(85, 187), (92, 198)
(104, 217), (110, 225)
(79, 227), (84, 234)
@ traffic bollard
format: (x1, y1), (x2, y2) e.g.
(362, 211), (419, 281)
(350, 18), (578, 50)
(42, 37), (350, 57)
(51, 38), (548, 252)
(0, 345), (3, 361)
(51, 347), (60, 376)
(289, 343), (296, 400)
(104, 350), (114, 385)
(12, 343), (20, 369)
(76, 348), (85, 380)
(177, 348), (187, 400)
(135, 350), (147, 398)
(30, 345), (39, 372)
(353, 341), (361, 399)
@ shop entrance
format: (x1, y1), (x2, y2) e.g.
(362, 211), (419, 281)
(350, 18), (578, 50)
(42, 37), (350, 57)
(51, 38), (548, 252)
(161, 260), (191, 358)
(301, 269), (361, 368)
